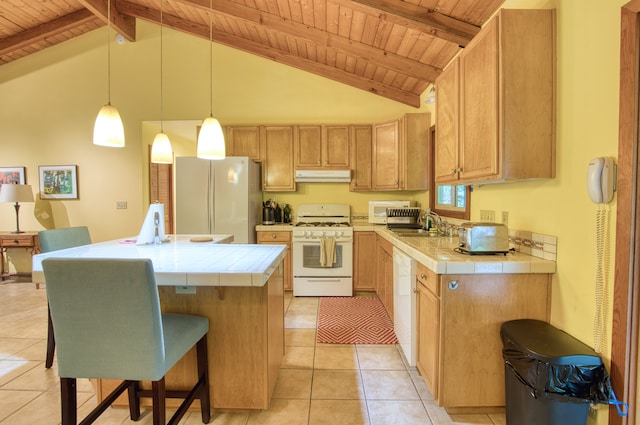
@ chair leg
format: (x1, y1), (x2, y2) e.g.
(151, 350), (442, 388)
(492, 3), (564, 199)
(45, 304), (55, 368)
(152, 378), (166, 425)
(127, 380), (141, 421)
(196, 336), (211, 423)
(60, 377), (77, 425)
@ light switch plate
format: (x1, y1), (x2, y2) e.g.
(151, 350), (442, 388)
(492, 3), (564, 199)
(480, 210), (495, 222)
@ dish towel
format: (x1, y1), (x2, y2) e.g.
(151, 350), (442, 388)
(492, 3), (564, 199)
(320, 237), (336, 267)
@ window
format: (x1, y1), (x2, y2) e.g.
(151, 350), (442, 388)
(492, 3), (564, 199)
(428, 125), (471, 220)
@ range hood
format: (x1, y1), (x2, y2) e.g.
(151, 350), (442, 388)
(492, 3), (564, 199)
(295, 169), (351, 183)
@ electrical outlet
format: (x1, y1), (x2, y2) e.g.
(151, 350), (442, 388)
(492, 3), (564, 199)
(116, 200), (127, 209)
(502, 211), (509, 227)
(480, 210), (495, 222)
(175, 286), (196, 295)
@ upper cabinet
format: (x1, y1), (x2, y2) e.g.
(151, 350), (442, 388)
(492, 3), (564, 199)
(225, 126), (262, 162)
(435, 9), (556, 185)
(350, 125), (373, 191)
(294, 125), (350, 169)
(261, 126), (296, 191)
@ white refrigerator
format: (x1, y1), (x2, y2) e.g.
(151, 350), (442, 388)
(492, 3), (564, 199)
(175, 156), (262, 243)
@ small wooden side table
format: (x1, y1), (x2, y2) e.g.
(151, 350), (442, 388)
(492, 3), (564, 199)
(0, 232), (40, 281)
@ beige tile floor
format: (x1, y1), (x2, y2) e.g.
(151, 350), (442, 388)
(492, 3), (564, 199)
(0, 280), (506, 425)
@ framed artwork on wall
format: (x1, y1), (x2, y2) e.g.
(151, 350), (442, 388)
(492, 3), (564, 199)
(39, 165), (78, 199)
(0, 167), (26, 184)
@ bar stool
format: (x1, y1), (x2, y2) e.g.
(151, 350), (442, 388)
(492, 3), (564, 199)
(38, 226), (92, 369)
(42, 258), (210, 425)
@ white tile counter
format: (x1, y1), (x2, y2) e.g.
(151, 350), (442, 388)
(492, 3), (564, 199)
(32, 234), (288, 287)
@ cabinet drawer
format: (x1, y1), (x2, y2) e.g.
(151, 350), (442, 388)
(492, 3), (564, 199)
(417, 263), (438, 296)
(257, 232), (291, 243)
(1, 236), (35, 248)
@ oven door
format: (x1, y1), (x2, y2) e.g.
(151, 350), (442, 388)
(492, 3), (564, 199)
(292, 239), (352, 277)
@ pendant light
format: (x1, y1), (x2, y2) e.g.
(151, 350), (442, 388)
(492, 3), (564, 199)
(196, 0), (226, 160)
(151, 0), (173, 164)
(93, 0), (125, 147)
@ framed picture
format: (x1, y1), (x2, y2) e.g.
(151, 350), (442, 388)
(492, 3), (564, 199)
(39, 165), (78, 199)
(0, 167), (26, 184)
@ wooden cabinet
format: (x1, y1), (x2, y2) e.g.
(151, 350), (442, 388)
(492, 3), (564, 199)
(416, 271), (551, 411)
(261, 126), (296, 191)
(375, 234), (394, 317)
(225, 126), (261, 161)
(349, 125), (372, 191)
(415, 263), (439, 399)
(295, 125), (350, 169)
(0, 232), (40, 281)
(257, 231), (292, 291)
(435, 9), (555, 185)
(353, 231), (376, 291)
(372, 113), (430, 191)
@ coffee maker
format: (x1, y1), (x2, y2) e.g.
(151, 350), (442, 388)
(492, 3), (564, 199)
(262, 200), (275, 225)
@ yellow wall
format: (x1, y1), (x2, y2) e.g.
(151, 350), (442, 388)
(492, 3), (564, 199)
(0, 2), (629, 422)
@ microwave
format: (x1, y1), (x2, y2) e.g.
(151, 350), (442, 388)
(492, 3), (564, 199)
(368, 201), (411, 224)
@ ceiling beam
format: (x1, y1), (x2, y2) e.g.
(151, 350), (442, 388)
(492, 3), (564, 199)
(345, 0), (480, 47)
(0, 9), (97, 57)
(176, 0), (440, 82)
(119, 1), (420, 106)
(77, 0), (136, 41)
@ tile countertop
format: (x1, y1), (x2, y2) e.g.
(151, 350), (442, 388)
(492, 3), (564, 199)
(32, 234), (288, 287)
(256, 223), (556, 275)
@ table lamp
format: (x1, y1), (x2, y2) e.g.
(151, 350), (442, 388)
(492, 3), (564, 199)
(0, 184), (34, 234)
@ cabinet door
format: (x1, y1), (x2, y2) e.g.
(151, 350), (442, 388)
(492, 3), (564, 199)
(403, 113), (430, 190)
(227, 126), (261, 161)
(257, 231), (292, 290)
(439, 274), (550, 408)
(323, 126), (351, 168)
(295, 126), (323, 168)
(353, 232), (376, 291)
(459, 17), (499, 181)
(416, 280), (439, 399)
(262, 126), (296, 191)
(434, 60), (460, 183)
(372, 120), (400, 190)
(350, 125), (372, 191)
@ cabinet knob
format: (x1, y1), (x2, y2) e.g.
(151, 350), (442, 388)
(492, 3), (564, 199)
(272, 234), (277, 239)
(450, 168), (457, 175)
(420, 273), (427, 279)
(458, 167), (464, 173)
(413, 288), (419, 294)
(448, 280), (459, 291)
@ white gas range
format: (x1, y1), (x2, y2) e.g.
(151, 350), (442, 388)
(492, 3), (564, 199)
(292, 204), (353, 297)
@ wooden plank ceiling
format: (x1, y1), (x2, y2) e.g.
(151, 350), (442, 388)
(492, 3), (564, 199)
(0, 0), (504, 106)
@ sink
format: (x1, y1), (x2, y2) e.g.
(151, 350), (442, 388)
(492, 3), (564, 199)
(392, 229), (443, 238)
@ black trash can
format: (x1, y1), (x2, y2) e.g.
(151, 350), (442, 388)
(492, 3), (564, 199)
(500, 319), (611, 425)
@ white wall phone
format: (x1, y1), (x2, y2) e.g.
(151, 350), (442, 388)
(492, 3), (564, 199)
(587, 157), (615, 204)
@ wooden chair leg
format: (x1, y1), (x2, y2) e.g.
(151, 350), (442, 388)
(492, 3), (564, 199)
(197, 337), (211, 423)
(45, 304), (55, 369)
(152, 378), (166, 425)
(60, 377), (77, 425)
(127, 380), (141, 421)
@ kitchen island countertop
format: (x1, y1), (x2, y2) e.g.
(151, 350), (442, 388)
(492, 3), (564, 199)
(32, 234), (288, 287)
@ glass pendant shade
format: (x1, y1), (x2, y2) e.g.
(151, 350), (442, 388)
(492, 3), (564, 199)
(151, 132), (173, 164)
(93, 104), (125, 147)
(197, 117), (226, 160)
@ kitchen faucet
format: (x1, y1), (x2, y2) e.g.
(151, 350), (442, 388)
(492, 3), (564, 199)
(423, 209), (442, 232)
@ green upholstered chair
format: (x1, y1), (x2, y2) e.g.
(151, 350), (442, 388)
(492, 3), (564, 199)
(38, 226), (92, 369)
(42, 258), (210, 425)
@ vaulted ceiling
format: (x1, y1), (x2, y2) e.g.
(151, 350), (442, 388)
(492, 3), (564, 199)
(0, 0), (504, 107)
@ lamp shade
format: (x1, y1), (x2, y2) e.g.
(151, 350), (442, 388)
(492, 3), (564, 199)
(93, 104), (125, 147)
(197, 117), (226, 160)
(151, 132), (173, 164)
(0, 184), (34, 203)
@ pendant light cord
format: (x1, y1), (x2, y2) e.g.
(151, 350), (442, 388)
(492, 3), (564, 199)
(160, 0), (164, 133)
(209, 0), (213, 118)
(106, 0), (112, 105)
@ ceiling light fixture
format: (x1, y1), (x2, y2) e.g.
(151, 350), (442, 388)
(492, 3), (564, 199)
(197, 0), (226, 160)
(424, 85), (436, 104)
(151, 0), (173, 164)
(93, 0), (125, 148)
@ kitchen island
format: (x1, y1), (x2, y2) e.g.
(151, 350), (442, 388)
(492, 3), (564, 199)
(32, 234), (288, 411)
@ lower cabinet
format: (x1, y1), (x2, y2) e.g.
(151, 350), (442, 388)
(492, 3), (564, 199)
(257, 231), (292, 291)
(353, 231), (376, 291)
(375, 234), (394, 318)
(416, 266), (551, 412)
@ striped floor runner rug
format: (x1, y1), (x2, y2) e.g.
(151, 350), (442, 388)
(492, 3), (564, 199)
(317, 297), (399, 344)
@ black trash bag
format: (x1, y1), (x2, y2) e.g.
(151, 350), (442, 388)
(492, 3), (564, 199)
(501, 319), (628, 416)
